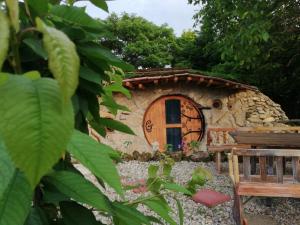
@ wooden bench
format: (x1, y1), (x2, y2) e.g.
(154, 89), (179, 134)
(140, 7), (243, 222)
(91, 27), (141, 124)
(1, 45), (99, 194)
(207, 128), (250, 173)
(228, 127), (300, 225)
(228, 148), (300, 225)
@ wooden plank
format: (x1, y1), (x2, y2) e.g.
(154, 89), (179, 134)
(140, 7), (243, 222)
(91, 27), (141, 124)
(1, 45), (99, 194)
(237, 182), (300, 198)
(228, 153), (234, 182)
(276, 157), (283, 183)
(233, 155), (240, 183)
(233, 148), (300, 157)
(292, 157), (300, 182)
(233, 188), (244, 225)
(259, 157), (267, 181)
(216, 152), (221, 174)
(237, 126), (300, 132)
(243, 156), (251, 180)
(208, 144), (251, 153)
(239, 175), (294, 183)
(230, 132), (300, 148)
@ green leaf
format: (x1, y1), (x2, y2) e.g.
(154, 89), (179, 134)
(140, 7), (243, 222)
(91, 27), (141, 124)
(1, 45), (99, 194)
(60, 201), (99, 225)
(36, 18), (80, 101)
(0, 75), (74, 186)
(68, 130), (123, 195)
(175, 198), (184, 225)
(5, 0), (19, 32)
(112, 202), (150, 225)
(44, 171), (112, 212)
(0, 171), (32, 225)
(24, 207), (49, 225)
(163, 182), (192, 196)
(27, 0), (49, 16)
(23, 70), (41, 80)
(50, 5), (105, 33)
(0, 10), (10, 71)
(80, 66), (102, 84)
(104, 83), (131, 98)
(148, 165), (159, 178)
(143, 197), (176, 225)
(89, 0), (108, 12)
(23, 38), (48, 60)
(78, 43), (134, 71)
(0, 139), (32, 225)
(101, 92), (130, 115)
(262, 31), (269, 42)
(99, 118), (135, 135)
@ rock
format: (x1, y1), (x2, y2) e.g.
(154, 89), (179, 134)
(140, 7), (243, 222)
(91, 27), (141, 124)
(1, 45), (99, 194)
(263, 117), (275, 123)
(189, 151), (209, 162)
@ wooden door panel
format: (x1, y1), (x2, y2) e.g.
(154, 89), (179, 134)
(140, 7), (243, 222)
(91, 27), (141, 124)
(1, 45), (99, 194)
(143, 95), (205, 152)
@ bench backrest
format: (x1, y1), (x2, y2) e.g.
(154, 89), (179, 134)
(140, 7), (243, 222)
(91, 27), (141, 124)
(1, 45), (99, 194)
(230, 131), (300, 148)
(229, 148), (300, 184)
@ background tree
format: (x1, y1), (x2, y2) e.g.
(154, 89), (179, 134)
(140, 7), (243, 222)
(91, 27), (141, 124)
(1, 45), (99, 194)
(102, 13), (177, 68)
(187, 0), (300, 119)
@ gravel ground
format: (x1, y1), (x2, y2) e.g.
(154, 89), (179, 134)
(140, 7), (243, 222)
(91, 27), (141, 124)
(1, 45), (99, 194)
(77, 161), (300, 225)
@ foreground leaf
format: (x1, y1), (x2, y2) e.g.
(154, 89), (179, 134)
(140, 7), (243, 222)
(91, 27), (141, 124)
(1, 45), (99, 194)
(5, 0), (19, 32)
(175, 198), (184, 225)
(99, 118), (135, 135)
(60, 201), (99, 225)
(0, 171), (32, 225)
(68, 130), (123, 195)
(0, 10), (10, 71)
(163, 182), (192, 196)
(23, 38), (48, 60)
(36, 18), (80, 101)
(24, 207), (49, 225)
(50, 5), (105, 33)
(89, 0), (108, 12)
(143, 197), (176, 225)
(0, 143), (32, 225)
(112, 202), (150, 225)
(44, 171), (112, 212)
(0, 75), (74, 186)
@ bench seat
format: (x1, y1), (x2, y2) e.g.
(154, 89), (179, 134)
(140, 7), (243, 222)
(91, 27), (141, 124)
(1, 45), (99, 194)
(237, 182), (300, 198)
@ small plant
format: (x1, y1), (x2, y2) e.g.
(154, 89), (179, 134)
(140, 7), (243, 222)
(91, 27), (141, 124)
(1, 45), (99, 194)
(186, 167), (213, 194)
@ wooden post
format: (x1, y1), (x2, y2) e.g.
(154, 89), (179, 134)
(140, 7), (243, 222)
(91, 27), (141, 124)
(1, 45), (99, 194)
(259, 157), (267, 181)
(216, 152), (221, 174)
(243, 156), (251, 180)
(276, 156), (283, 183)
(228, 153), (234, 182)
(233, 155), (240, 183)
(292, 157), (300, 182)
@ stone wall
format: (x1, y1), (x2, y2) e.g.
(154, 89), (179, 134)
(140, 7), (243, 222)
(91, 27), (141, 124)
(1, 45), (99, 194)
(100, 82), (288, 154)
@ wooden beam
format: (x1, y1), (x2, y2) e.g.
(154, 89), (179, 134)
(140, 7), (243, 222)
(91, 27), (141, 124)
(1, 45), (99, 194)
(186, 76), (193, 83)
(206, 79), (213, 87)
(138, 83), (145, 89)
(125, 82), (134, 89)
(197, 77), (205, 85)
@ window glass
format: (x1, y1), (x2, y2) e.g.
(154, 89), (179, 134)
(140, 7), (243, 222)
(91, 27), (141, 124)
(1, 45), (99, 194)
(166, 128), (182, 151)
(165, 99), (181, 124)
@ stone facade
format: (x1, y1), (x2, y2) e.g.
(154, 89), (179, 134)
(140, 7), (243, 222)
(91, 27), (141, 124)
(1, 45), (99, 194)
(100, 82), (288, 154)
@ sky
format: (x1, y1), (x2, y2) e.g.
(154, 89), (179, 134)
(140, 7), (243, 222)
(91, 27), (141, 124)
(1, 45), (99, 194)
(76, 0), (200, 36)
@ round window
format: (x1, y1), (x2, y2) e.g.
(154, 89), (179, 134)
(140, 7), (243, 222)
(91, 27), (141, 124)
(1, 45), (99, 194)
(143, 95), (205, 152)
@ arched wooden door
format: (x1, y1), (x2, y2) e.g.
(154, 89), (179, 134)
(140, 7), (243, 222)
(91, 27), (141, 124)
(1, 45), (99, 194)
(143, 95), (205, 152)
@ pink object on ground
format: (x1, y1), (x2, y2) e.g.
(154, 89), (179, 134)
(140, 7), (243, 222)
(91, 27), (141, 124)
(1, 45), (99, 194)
(192, 189), (231, 207)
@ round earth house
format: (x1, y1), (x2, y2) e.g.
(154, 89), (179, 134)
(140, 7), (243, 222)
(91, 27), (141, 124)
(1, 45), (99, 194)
(98, 68), (288, 155)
